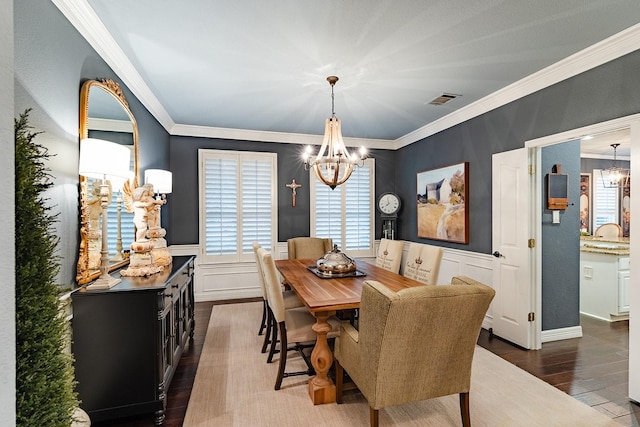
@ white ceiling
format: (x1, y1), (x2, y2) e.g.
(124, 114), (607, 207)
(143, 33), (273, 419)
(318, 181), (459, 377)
(56, 0), (640, 152)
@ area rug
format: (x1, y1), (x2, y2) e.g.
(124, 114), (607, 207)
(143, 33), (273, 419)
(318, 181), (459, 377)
(184, 302), (620, 426)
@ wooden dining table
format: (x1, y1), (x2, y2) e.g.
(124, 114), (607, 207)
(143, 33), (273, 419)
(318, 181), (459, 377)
(274, 258), (425, 405)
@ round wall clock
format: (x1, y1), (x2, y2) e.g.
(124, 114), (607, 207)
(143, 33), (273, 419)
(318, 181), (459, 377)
(377, 192), (401, 215)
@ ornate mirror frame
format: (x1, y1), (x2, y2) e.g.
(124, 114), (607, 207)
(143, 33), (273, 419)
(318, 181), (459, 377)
(76, 79), (140, 284)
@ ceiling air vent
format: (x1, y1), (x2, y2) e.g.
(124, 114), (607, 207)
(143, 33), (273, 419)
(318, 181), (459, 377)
(428, 93), (460, 106)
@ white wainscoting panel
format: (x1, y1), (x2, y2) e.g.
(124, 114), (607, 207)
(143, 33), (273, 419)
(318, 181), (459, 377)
(172, 242), (586, 342)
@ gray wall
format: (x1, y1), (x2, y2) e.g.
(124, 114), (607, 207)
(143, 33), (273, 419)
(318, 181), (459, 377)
(14, 0), (170, 286)
(168, 135), (396, 244)
(395, 50), (640, 331)
(541, 141), (581, 330)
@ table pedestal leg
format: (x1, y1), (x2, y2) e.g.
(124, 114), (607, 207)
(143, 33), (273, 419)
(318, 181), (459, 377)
(309, 311), (336, 404)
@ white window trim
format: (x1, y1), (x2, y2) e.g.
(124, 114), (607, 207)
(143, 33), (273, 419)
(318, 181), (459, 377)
(309, 158), (375, 258)
(198, 149), (278, 264)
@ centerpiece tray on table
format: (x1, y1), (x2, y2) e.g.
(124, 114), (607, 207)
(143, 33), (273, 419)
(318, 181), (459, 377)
(306, 266), (366, 279)
(308, 244), (366, 279)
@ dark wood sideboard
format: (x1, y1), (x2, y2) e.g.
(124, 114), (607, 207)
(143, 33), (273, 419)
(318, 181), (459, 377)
(72, 255), (195, 425)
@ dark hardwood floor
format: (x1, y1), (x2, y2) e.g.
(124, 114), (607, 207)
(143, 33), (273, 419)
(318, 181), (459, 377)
(93, 303), (639, 426)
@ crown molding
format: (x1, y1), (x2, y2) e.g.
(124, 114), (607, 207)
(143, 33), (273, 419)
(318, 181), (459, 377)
(395, 23), (640, 150)
(170, 123), (394, 149)
(52, 0), (175, 132)
(55, 1), (640, 151)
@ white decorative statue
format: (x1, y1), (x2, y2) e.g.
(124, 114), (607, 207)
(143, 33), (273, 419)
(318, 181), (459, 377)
(121, 183), (172, 277)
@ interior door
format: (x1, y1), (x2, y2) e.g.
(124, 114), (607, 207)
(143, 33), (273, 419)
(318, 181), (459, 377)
(492, 148), (534, 348)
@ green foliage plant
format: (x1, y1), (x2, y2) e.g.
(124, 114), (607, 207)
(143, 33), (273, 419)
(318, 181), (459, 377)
(15, 109), (79, 426)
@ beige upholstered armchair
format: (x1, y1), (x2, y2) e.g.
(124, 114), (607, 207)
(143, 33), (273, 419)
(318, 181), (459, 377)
(287, 237), (333, 259)
(335, 276), (495, 427)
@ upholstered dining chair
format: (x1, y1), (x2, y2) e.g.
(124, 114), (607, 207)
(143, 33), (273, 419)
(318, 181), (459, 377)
(252, 242), (303, 354)
(375, 238), (404, 274)
(594, 222), (622, 239)
(287, 237), (333, 260)
(335, 276), (495, 427)
(402, 242), (443, 285)
(258, 247), (341, 390)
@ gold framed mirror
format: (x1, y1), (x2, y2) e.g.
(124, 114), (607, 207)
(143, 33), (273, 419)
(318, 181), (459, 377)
(76, 79), (139, 284)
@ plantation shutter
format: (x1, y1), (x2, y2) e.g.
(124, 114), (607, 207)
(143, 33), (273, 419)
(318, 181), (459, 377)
(311, 158), (374, 257)
(593, 169), (619, 228)
(199, 150), (277, 263)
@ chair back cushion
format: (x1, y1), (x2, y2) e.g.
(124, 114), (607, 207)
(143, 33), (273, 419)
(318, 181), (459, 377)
(287, 237), (333, 259)
(594, 222), (622, 239)
(252, 242), (268, 300)
(375, 239), (404, 274)
(257, 248), (286, 322)
(402, 243), (443, 285)
(336, 276), (494, 410)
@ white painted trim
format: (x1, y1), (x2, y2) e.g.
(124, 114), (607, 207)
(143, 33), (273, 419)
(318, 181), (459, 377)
(395, 24), (640, 149)
(525, 114), (640, 400)
(541, 326), (583, 343)
(52, 0), (175, 131)
(54, 2), (640, 148)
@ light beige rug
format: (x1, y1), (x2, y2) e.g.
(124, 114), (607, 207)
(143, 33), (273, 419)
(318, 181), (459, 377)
(185, 302), (621, 426)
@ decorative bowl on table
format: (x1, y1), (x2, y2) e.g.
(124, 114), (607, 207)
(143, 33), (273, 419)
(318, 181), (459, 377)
(316, 245), (357, 274)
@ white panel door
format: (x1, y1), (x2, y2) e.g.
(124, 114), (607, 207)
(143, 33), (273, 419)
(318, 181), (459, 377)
(492, 148), (534, 348)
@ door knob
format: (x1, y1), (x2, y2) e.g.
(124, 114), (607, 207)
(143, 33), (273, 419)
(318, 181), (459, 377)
(492, 251), (504, 258)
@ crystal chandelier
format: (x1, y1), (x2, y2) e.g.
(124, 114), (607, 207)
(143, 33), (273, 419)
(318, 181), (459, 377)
(600, 143), (630, 188)
(303, 76), (367, 190)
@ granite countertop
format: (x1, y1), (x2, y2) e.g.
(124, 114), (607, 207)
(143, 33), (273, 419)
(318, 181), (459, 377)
(580, 235), (630, 244)
(581, 244), (629, 257)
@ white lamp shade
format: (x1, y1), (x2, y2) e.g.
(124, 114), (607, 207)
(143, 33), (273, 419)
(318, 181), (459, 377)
(79, 138), (131, 180)
(145, 169), (173, 194)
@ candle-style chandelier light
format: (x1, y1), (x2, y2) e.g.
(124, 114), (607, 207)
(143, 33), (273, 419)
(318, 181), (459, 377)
(303, 76), (367, 189)
(600, 143), (630, 188)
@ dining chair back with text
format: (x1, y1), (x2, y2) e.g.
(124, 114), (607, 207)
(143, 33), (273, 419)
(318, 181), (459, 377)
(375, 239), (404, 274)
(334, 276), (495, 427)
(402, 242), (443, 285)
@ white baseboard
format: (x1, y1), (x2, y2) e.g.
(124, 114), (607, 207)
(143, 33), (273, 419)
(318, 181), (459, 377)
(541, 326), (583, 343)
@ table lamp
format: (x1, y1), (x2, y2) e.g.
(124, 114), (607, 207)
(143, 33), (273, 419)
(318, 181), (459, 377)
(109, 173), (133, 262)
(144, 169), (173, 197)
(79, 138), (131, 289)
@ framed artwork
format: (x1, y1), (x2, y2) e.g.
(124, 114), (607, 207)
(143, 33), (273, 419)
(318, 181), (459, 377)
(416, 162), (468, 244)
(579, 173), (590, 234)
(622, 179), (630, 237)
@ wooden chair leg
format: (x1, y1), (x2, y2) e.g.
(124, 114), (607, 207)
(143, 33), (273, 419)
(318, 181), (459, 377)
(261, 307), (273, 353)
(258, 299), (267, 335)
(370, 407), (379, 427)
(274, 322), (288, 390)
(335, 359), (344, 404)
(267, 314), (278, 363)
(459, 392), (470, 427)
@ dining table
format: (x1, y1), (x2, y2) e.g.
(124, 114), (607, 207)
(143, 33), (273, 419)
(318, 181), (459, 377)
(274, 257), (425, 405)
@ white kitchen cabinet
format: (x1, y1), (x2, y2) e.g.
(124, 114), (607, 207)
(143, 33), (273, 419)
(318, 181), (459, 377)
(580, 250), (630, 322)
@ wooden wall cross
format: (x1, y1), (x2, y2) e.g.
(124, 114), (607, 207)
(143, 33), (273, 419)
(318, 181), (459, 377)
(286, 179), (302, 207)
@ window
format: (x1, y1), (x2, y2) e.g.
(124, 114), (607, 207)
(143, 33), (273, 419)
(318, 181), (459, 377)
(199, 150), (277, 263)
(592, 168), (619, 228)
(310, 158), (374, 257)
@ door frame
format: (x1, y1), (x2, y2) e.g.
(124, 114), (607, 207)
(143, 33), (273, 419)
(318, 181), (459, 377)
(525, 114), (639, 356)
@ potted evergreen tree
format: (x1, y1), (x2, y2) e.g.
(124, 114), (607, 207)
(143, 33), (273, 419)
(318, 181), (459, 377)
(15, 109), (79, 426)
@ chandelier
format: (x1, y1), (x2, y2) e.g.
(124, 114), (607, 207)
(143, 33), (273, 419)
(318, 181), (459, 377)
(303, 76), (367, 189)
(600, 143), (630, 188)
